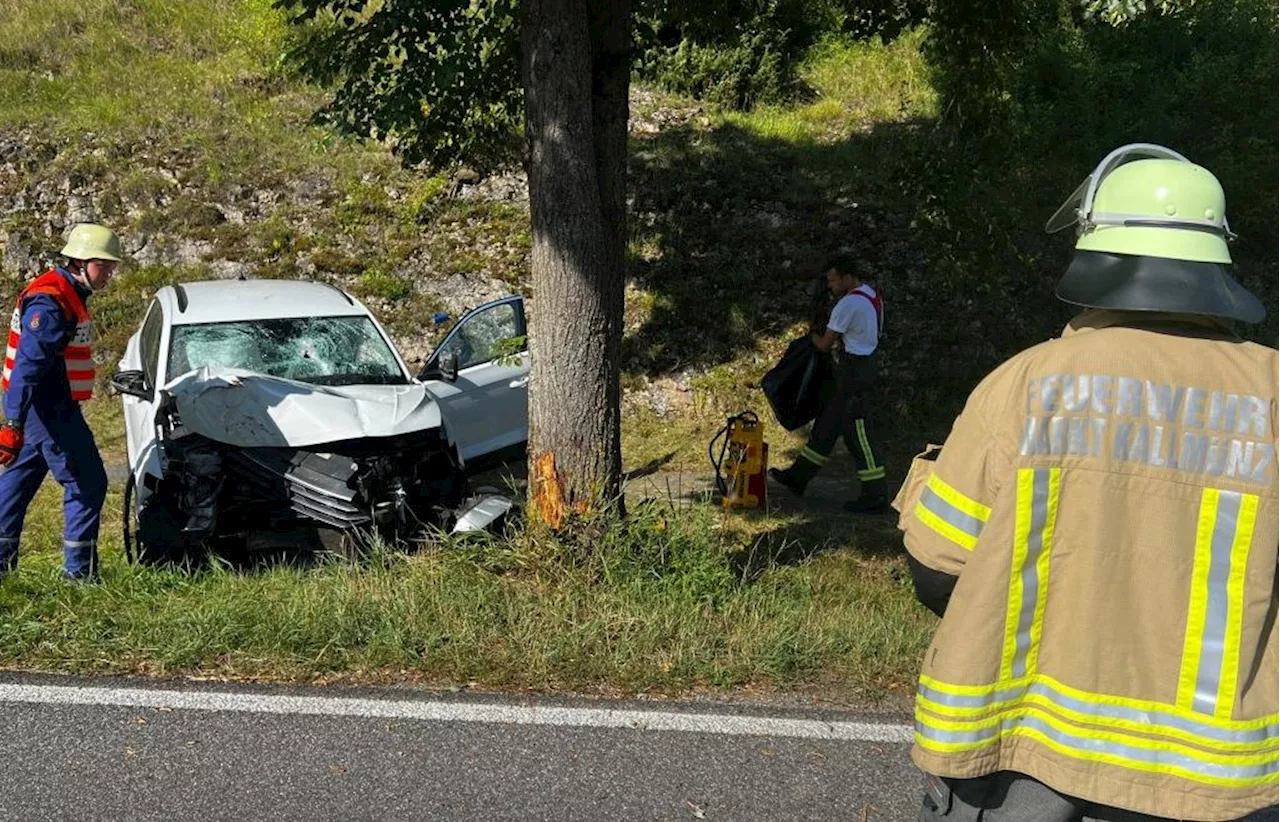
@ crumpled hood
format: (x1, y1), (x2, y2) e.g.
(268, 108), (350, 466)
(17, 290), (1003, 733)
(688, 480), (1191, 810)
(162, 366), (443, 448)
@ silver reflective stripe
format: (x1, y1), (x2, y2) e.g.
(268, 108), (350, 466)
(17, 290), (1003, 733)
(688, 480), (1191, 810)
(917, 680), (1279, 745)
(918, 713), (1277, 781)
(0, 536), (19, 544)
(1194, 490), (1241, 715)
(915, 717), (998, 745)
(1012, 470), (1052, 679)
(919, 486), (985, 539)
(63, 540), (97, 548)
(918, 682), (1022, 710)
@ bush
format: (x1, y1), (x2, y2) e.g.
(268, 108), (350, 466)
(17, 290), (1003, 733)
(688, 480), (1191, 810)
(635, 0), (929, 109)
(911, 0), (1278, 348)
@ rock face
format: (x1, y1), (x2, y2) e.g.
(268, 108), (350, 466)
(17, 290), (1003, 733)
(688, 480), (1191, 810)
(0, 83), (931, 421)
(0, 128), (532, 367)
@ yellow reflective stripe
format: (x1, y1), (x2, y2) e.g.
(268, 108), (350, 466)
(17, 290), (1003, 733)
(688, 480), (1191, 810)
(1178, 489), (1258, 717)
(1009, 725), (1277, 788)
(854, 419), (878, 471)
(798, 446), (828, 466)
(916, 691), (1277, 755)
(1026, 469), (1060, 676)
(914, 502), (978, 551)
(918, 672), (1280, 733)
(924, 473), (992, 522)
(1001, 469), (1036, 681)
(1217, 494), (1258, 720)
(921, 701), (1269, 763)
(919, 672), (1027, 696)
(993, 468), (1060, 681)
(916, 724), (1278, 789)
(914, 727), (993, 753)
(916, 701), (1280, 778)
(1179, 490), (1219, 709)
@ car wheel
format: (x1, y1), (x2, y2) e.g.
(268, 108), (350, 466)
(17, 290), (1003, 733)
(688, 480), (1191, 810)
(126, 474), (206, 568)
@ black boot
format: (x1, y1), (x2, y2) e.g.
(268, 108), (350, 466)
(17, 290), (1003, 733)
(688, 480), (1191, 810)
(768, 455), (823, 497)
(844, 477), (888, 515)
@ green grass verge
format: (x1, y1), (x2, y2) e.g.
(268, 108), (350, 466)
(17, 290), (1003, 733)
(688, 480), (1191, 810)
(0, 6), (943, 697)
(0, 484), (932, 700)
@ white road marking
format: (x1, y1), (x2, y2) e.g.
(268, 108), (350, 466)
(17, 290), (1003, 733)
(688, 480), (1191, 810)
(0, 683), (913, 743)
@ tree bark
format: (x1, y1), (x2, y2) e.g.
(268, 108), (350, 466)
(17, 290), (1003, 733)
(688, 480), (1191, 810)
(522, 0), (630, 528)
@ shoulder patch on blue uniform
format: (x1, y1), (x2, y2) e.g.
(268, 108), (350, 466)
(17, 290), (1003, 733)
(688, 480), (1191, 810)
(28, 312), (40, 330)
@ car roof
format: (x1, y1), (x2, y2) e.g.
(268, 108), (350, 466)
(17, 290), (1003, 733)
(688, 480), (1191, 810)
(156, 279), (371, 325)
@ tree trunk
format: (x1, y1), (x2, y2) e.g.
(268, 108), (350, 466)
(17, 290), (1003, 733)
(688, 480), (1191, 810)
(522, 0), (630, 529)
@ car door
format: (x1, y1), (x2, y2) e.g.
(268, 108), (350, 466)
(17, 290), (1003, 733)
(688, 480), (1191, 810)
(121, 300), (166, 501)
(420, 296), (528, 465)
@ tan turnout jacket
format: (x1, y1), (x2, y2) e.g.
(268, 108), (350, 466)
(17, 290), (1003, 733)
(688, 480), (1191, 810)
(895, 310), (1278, 820)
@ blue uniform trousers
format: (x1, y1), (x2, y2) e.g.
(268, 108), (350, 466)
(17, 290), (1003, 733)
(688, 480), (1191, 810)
(0, 409), (107, 578)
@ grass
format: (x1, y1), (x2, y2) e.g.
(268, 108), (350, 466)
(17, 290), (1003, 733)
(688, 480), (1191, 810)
(0, 4), (943, 700)
(1, 484), (933, 701)
(0, 0), (298, 143)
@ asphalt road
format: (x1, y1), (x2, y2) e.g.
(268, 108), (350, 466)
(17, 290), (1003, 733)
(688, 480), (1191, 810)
(0, 675), (922, 822)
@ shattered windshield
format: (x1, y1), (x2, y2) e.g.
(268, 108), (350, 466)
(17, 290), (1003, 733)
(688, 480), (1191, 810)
(169, 316), (408, 386)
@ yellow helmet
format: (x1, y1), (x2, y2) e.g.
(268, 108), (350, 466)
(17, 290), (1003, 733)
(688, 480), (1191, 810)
(1046, 144), (1264, 324)
(61, 223), (123, 262)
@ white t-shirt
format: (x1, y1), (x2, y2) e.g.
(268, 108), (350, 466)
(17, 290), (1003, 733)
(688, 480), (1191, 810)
(827, 285), (880, 356)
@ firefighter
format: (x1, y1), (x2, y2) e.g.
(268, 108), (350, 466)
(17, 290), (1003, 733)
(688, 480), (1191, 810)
(0, 224), (120, 582)
(770, 252), (888, 513)
(895, 144), (1277, 821)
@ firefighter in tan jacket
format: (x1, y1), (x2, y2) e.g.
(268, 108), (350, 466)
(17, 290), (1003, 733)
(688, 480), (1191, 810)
(895, 144), (1277, 821)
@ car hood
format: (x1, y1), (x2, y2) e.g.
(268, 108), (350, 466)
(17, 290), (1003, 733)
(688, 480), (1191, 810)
(161, 366), (444, 448)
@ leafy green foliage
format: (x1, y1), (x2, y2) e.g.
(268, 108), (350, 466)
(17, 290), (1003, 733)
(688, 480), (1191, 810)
(915, 0), (1277, 346)
(1082, 0), (1187, 23)
(274, 0), (934, 168)
(276, 0), (523, 169)
(635, 0), (928, 109)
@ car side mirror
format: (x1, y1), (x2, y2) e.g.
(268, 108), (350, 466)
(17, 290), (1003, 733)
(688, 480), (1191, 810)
(418, 349), (460, 383)
(111, 369), (151, 400)
(437, 350), (459, 382)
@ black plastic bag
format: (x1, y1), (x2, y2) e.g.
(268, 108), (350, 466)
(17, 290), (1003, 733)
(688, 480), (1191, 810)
(760, 335), (831, 431)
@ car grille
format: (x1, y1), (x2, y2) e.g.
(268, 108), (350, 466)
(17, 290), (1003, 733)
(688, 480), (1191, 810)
(224, 448), (372, 529)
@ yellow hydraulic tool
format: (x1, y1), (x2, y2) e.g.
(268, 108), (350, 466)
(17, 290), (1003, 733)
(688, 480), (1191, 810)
(710, 411), (769, 509)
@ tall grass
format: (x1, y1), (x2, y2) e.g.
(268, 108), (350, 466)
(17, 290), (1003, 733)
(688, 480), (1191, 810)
(0, 487), (932, 697)
(721, 28), (936, 143)
(0, 0), (293, 135)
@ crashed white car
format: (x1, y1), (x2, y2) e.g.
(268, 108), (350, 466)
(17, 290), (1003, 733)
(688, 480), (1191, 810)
(111, 279), (529, 563)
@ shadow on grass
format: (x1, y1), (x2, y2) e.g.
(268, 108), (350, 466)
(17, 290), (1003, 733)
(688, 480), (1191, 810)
(622, 451), (679, 481)
(624, 116), (1069, 485)
(731, 513), (903, 579)
(625, 25), (1278, 477)
(624, 464), (905, 586)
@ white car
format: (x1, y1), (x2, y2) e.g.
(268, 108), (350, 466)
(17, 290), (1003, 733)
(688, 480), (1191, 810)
(112, 279), (529, 563)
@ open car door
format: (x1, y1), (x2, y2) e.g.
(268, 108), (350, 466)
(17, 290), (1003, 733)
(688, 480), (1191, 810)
(419, 296), (529, 467)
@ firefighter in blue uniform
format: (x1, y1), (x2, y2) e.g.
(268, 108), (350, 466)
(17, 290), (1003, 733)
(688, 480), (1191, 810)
(0, 224), (121, 581)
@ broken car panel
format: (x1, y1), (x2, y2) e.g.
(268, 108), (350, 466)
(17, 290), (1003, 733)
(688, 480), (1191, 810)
(115, 280), (528, 564)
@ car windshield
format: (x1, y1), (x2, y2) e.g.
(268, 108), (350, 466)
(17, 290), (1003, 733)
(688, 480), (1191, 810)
(168, 316), (408, 387)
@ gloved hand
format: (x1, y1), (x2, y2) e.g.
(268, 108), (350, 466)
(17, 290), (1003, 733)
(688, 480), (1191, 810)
(0, 421), (23, 467)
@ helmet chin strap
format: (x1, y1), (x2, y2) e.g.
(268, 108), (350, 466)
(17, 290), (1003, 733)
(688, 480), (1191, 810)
(67, 260), (97, 292)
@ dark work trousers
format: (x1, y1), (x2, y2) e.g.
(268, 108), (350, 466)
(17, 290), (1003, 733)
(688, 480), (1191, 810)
(799, 350), (884, 484)
(920, 772), (1280, 822)
(0, 408), (107, 578)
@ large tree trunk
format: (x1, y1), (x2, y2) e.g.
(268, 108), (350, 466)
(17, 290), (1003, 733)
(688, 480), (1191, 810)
(522, 0), (630, 528)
